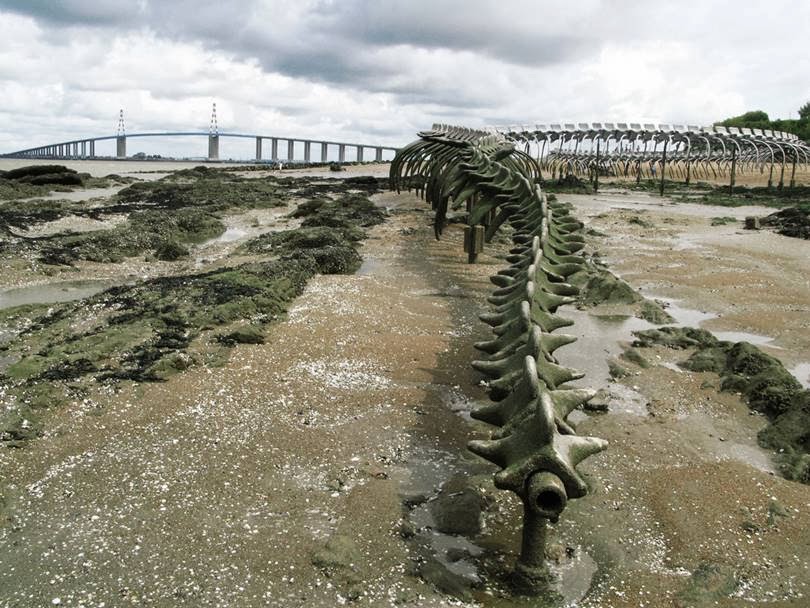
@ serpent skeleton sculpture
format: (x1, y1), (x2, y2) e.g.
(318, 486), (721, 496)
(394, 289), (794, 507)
(391, 126), (607, 594)
(462, 122), (810, 189)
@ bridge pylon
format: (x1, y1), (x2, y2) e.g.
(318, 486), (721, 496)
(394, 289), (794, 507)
(116, 109), (126, 158)
(208, 102), (219, 161)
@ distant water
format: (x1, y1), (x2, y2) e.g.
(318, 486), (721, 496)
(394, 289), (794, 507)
(0, 158), (254, 179)
(0, 158), (391, 179)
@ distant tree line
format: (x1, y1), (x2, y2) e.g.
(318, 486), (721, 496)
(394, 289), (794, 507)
(716, 102), (810, 142)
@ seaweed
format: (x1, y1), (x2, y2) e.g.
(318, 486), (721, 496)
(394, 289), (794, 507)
(633, 326), (810, 482)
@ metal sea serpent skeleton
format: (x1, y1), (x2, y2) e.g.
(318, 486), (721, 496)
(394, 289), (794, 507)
(485, 122), (810, 189)
(391, 126), (607, 593)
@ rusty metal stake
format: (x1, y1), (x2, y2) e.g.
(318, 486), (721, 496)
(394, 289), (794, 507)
(729, 146), (737, 195)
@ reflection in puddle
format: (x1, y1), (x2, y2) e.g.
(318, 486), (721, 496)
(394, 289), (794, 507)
(0, 280), (118, 310)
(212, 226), (249, 243)
(713, 331), (778, 347)
(791, 363), (810, 389)
(555, 308), (653, 386)
(598, 383), (649, 416)
(357, 257), (382, 276)
(552, 549), (599, 607)
(409, 501), (484, 584)
(395, 443), (487, 588)
(652, 296), (718, 326)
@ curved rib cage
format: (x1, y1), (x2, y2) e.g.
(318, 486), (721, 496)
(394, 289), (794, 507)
(480, 122), (810, 186)
(390, 125), (607, 592)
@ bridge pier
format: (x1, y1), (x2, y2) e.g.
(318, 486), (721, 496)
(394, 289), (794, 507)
(5, 134), (400, 165)
(208, 134), (219, 161)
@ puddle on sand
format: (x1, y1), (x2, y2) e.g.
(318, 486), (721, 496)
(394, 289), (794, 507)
(652, 296), (718, 326)
(681, 412), (777, 474)
(712, 330), (779, 347)
(555, 308), (654, 386)
(394, 442), (488, 585)
(721, 440), (778, 474)
(790, 362), (810, 389)
(653, 296), (780, 347)
(409, 501), (484, 584)
(594, 383), (649, 417)
(357, 256), (383, 276)
(211, 226), (249, 243)
(16, 185), (125, 204)
(0, 279), (118, 310)
(551, 549), (599, 607)
(194, 209), (297, 266)
(397, 443), (462, 498)
(0, 328), (17, 347)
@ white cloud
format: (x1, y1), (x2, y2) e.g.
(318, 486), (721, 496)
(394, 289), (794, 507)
(0, 1), (809, 156)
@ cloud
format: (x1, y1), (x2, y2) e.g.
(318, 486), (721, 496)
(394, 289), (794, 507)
(0, 1), (809, 155)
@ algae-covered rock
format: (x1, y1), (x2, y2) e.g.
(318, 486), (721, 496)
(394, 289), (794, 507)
(311, 534), (362, 584)
(745, 368), (802, 416)
(4, 165), (78, 182)
(241, 227), (363, 275)
(4, 165), (73, 179)
(579, 269), (642, 307)
(429, 476), (484, 536)
(719, 373), (749, 393)
(27, 173), (83, 186)
(607, 358), (631, 379)
(418, 555), (474, 599)
(343, 175), (382, 191)
(621, 347), (650, 368)
(40, 208), (224, 265)
(633, 326), (719, 350)
(217, 325), (265, 346)
(0, 406), (42, 445)
(760, 205), (810, 240)
(293, 193), (387, 230)
(725, 342), (782, 377)
(303, 245), (362, 275)
(681, 347), (727, 373)
(635, 327), (810, 483)
(154, 240), (190, 261)
(759, 391), (810, 451)
(627, 215), (653, 228)
(710, 216), (737, 226)
(638, 300), (675, 324)
(0, 257), (318, 402)
(677, 562), (739, 606)
(244, 226), (346, 253)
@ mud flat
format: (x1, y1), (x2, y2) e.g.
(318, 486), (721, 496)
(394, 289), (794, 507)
(0, 170), (809, 607)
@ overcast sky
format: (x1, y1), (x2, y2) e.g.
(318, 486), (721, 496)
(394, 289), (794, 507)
(1, 0), (809, 158)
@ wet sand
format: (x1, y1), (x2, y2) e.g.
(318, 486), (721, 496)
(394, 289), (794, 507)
(1, 177), (809, 607)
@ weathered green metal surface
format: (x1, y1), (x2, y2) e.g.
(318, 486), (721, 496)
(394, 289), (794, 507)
(390, 125), (607, 596)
